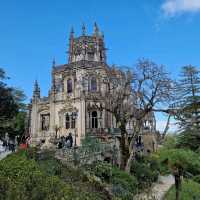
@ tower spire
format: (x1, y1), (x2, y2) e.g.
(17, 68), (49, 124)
(68, 26), (74, 63)
(34, 80), (39, 91)
(33, 80), (40, 99)
(70, 26), (74, 38)
(82, 23), (86, 36)
(94, 22), (99, 36)
(52, 57), (56, 68)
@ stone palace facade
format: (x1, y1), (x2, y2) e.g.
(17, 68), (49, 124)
(28, 24), (157, 150)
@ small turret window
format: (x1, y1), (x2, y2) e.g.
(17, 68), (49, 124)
(67, 79), (72, 93)
(90, 77), (97, 92)
(71, 117), (75, 129)
(91, 111), (98, 128)
(65, 113), (70, 129)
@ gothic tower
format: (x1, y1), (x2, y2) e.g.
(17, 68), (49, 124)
(68, 23), (107, 63)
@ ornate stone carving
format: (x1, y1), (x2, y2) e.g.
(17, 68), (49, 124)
(37, 105), (50, 113)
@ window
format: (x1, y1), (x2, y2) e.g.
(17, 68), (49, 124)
(71, 117), (75, 129)
(65, 113), (70, 129)
(55, 78), (63, 92)
(91, 111), (98, 128)
(100, 51), (103, 61)
(88, 52), (94, 60)
(65, 113), (76, 129)
(90, 77), (97, 92)
(67, 79), (72, 93)
(41, 114), (50, 131)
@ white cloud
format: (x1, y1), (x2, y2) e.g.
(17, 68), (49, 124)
(162, 0), (200, 16)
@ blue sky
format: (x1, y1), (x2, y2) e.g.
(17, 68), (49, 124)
(1, 0), (200, 131)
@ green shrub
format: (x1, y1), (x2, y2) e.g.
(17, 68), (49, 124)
(158, 148), (200, 176)
(165, 180), (200, 200)
(0, 150), (117, 200)
(163, 134), (177, 149)
(54, 163), (111, 200)
(25, 147), (38, 159)
(111, 167), (138, 200)
(81, 135), (101, 152)
(130, 155), (159, 189)
(111, 167), (138, 192)
(193, 175), (200, 184)
(37, 158), (62, 176)
(131, 161), (158, 189)
(87, 161), (138, 200)
(0, 151), (74, 200)
(91, 161), (112, 182)
(112, 184), (133, 200)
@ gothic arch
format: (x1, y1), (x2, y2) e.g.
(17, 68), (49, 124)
(58, 106), (78, 129)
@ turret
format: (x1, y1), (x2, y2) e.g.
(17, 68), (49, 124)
(33, 80), (40, 99)
(51, 58), (56, 93)
(68, 27), (74, 63)
(82, 23), (86, 36)
(93, 22), (99, 36)
(52, 57), (56, 68)
(67, 23), (107, 63)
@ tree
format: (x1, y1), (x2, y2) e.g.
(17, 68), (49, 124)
(177, 129), (200, 152)
(163, 134), (177, 149)
(174, 65), (200, 129)
(0, 83), (18, 122)
(173, 65), (200, 151)
(82, 59), (174, 172)
(0, 68), (26, 138)
(158, 148), (200, 200)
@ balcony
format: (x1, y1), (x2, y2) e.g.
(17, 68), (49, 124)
(86, 128), (153, 137)
(86, 128), (134, 137)
(86, 128), (109, 137)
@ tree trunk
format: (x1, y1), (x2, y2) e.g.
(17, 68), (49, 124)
(125, 149), (134, 173)
(119, 138), (129, 170)
(119, 123), (130, 171)
(174, 171), (182, 200)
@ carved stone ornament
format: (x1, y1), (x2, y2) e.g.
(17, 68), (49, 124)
(58, 101), (78, 115)
(63, 97), (73, 105)
(37, 105), (50, 113)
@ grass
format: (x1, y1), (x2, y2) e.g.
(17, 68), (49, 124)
(164, 179), (200, 200)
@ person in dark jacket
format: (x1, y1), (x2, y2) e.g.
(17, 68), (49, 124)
(58, 136), (65, 149)
(9, 139), (15, 152)
(65, 133), (73, 148)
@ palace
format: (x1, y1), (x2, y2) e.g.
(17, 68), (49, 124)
(29, 23), (157, 151)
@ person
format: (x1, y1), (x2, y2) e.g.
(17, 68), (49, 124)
(58, 140), (63, 149)
(4, 133), (9, 151)
(9, 139), (15, 152)
(58, 136), (65, 149)
(0, 139), (5, 153)
(2, 139), (7, 148)
(65, 133), (73, 148)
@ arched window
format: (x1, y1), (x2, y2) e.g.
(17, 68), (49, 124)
(92, 111), (98, 128)
(90, 77), (97, 92)
(65, 113), (70, 129)
(67, 79), (72, 93)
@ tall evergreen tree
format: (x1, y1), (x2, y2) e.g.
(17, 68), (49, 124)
(175, 65), (200, 151)
(175, 65), (200, 130)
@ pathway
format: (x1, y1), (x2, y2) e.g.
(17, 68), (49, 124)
(0, 142), (11, 160)
(135, 175), (174, 200)
(0, 151), (11, 160)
